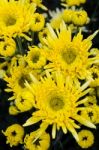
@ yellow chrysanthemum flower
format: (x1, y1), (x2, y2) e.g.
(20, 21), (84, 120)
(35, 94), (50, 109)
(24, 72), (96, 141)
(0, 37), (16, 57)
(4, 65), (35, 100)
(31, 13), (45, 32)
(41, 22), (99, 80)
(0, 0), (36, 38)
(81, 106), (97, 124)
(26, 46), (46, 69)
(3, 124), (24, 147)
(77, 130), (94, 148)
(62, 9), (74, 24)
(24, 131), (50, 150)
(15, 89), (35, 112)
(72, 10), (89, 26)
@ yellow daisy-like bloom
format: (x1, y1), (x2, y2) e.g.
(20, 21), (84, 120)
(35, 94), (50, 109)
(31, 13), (45, 32)
(62, 9), (74, 24)
(26, 46), (46, 69)
(0, 37), (16, 57)
(24, 72), (96, 141)
(4, 65), (34, 100)
(81, 106), (97, 124)
(9, 105), (19, 115)
(31, 0), (47, 10)
(24, 131), (50, 150)
(3, 124), (24, 147)
(41, 22), (99, 80)
(15, 89), (35, 112)
(72, 10), (89, 26)
(77, 130), (94, 148)
(0, 0), (36, 38)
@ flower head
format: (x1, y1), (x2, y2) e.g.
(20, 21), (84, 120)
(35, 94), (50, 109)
(24, 131), (50, 150)
(4, 65), (35, 99)
(81, 106), (97, 124)
(3, 124), (24, 147)
(31, 13), (45, 32)
(72, 10), (89, 26)
(24, 72), (95, 141)
(0, 0), (36, 38)
(41, 22), (99, 80)
(0, 37), (16, 57)
(62, 9), (74, 24)
(77, 130), (94, 148)
(15, 89), (35, 112)
(26, 46), (46, 69)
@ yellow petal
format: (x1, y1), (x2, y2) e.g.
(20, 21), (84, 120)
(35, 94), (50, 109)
(74, 115), (96, 129)
(52, 123), (56, 139)
(66, 122), (79, 142)
(23, 117), (41, 126)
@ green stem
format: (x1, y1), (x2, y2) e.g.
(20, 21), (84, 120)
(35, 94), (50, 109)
(16, 36), (24, 55)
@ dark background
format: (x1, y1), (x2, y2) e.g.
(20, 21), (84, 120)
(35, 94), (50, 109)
(0, 0), (99, 150)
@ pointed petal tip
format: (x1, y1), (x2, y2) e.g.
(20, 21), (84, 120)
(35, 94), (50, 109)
(87, 121), (96, 129)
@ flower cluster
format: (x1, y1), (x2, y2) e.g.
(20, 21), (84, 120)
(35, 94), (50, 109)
(1, 0), (99, 150)
(49, 9), (89, 29)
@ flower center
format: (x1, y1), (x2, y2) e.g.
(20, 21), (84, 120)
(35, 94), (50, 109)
(11, 131), (17, 136)
(49, 96), (64, 111)
(62, 49), (77, 64)
(35, 17), (40, 23)
(5, 16), (16, 26)
(3, 44), (10, 51)
(32, 53), (40, 63)
(82, 136), (88, 141)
